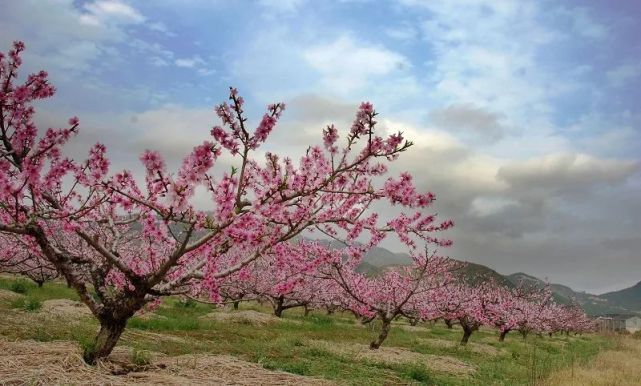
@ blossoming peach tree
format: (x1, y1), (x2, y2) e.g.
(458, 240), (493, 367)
(0, 42), (453, 363)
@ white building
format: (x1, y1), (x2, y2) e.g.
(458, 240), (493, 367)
(626, 316), (641, 333)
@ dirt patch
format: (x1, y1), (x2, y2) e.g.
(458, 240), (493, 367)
(40, 299), (92, 318)
(309, 340), (475, 375)
(0, 289), (24, 303)
(418, 338), (505, 356)
(200, 310), (301, 326)
(0, 338), (333, 385)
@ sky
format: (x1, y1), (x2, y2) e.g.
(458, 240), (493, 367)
(1, 0), (640, 294)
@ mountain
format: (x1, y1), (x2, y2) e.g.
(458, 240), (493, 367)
(600, 281), (641, 311)
(505, 273), (630, 315)
(454, 261), (514, 288)
(360, 246), (639, 316)
(363, 247), (412, 267)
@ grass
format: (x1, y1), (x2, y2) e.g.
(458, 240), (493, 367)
(0, 275), (616, 385)
(541, 333), (641, 385)
(10, 297), (42, 311)
(131, 348), (153, 366)
(0, 276), (79, 303)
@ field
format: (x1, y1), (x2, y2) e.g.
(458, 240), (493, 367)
(0, 276), (620, 385)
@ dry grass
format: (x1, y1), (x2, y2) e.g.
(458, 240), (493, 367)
(200, 310), (301, 326)
(0, 289), (23, 303)
(134, 311), (168, 321)
(40, 299), (92, 318)
(541, 335), (641, 386)
(396, 324), (430, 333)
(0, 338), (334, 385)
(308, 339), (475, 375)
(418, 337), (506, 356)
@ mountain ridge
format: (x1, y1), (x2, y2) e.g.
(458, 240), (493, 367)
(359, 247), (639, 316)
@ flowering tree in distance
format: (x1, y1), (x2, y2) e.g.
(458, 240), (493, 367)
(0, 233), (59, 286)
(0, 42), (453, 363)
(218, 241), (332, 316)
(326, 248), (454, 349)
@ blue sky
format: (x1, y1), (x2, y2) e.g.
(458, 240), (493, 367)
(1, 0), (640, 293)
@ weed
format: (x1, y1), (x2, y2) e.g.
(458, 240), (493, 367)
(131, 348), (152, 366)
(265, 359), (311, 376)
(10, 297), (41, 311)
(25, 298), (42, 311)
(9, 281), (30, 294)
(400, 363), (433, 384)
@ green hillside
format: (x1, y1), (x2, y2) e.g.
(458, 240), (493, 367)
(600, 281), (641, 311)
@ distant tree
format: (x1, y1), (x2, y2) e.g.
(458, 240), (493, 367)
(326, 249), (454, 349)
(0, 233), (59, 286)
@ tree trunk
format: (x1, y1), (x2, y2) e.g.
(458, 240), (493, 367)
(303, 304), (310, 316)
(520, 330), (528, 340)
(409, 318), (418, 326)
(233, 300), (240, 310)
(499, 330), (508, 342)
(84, 319), (127, 364)
(326, 308), (334, 315)
(444, 319), (453, 329)
(460, 325), (473, 345)
(273, 296), (285, 318)
(370, 318), (391, 349)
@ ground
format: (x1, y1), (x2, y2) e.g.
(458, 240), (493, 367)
(0, 276), (629, 385)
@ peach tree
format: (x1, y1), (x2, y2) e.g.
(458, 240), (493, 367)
(0, 42), (451, 363)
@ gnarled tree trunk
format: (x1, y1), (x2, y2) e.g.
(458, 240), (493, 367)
(370, 317), (392, 349)
(444, 318), (453, 329)
(499, 330), (508, 342)
(84, 318), (127, 364)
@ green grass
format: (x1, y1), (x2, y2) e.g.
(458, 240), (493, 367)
(131, 348), (152, 366)
(0, 276), (79, 302)
(11, 297), (42, 311)
(0, 275), (612, 385)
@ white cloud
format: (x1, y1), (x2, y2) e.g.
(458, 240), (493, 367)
(0, 0), (158, 78)
(81, 0), (145, 26)
(175, 56), (206, 68)
(258, 0), (306, 14)
(303, 35), (410, 93)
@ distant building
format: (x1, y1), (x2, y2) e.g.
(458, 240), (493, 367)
(626, 316), (641, 333)
(596, 314), (641, 333)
